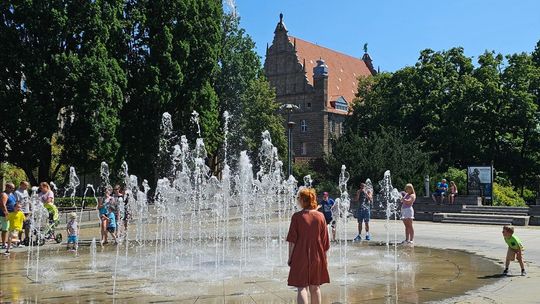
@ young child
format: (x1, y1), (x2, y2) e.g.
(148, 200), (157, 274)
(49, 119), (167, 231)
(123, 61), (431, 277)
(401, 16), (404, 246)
(502, 226), (526, 276)
(106, 207), (118, 244)
(66, 212), (78, 251)
(318, 192), (336, 242)
(5, 203), (26, 255)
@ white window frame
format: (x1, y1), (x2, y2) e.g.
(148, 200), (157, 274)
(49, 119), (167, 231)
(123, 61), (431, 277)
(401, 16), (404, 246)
(301, 119), (307, 132)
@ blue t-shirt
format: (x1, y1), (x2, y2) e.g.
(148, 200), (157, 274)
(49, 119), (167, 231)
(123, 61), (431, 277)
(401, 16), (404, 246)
(107, 211), (116, 228)
(1, 193), (16, 216)
(436, 182), (448, 193)
(319, 199), (335, 221)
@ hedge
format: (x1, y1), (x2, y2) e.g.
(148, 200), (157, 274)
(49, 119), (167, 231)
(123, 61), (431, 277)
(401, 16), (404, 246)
(54, 197), (98, 208)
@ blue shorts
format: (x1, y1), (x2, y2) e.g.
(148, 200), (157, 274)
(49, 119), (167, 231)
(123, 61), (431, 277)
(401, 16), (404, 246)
(357, 208), (370, 223)
(67, 235), (78, 243)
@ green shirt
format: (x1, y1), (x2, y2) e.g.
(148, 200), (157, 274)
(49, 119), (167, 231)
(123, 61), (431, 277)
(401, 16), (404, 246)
(504, 235), (523, 250)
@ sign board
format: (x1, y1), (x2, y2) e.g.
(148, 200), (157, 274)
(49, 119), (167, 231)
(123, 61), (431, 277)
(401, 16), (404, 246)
(467, 166), (493, 199)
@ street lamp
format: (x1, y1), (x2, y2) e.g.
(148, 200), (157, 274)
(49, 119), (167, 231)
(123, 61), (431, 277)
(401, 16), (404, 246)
(279, 104), (299, 177)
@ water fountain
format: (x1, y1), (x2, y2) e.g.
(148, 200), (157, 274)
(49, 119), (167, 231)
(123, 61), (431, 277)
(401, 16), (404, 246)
(2, 111), (504, 303)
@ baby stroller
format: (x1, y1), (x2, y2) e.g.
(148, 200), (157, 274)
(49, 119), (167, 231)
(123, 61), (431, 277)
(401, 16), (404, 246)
(31, 204), (62, 246)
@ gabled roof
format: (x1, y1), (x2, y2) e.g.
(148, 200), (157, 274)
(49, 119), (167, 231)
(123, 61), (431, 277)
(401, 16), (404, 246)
(289, 36), (373, 107)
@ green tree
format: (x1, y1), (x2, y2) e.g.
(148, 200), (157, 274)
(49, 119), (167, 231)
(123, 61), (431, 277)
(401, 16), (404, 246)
(349, 44), (540, 191)
(216, 12), (286, 167)
(119, 0), (223, 182)
(325, 128), (435, 193)
(59, 0), (126, 175)
(0, 0), (125, 184)
(240, 77), (286, 162)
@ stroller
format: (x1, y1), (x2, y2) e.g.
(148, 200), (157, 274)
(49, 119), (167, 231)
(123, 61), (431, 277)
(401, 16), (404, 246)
(30, 204), (62, 246)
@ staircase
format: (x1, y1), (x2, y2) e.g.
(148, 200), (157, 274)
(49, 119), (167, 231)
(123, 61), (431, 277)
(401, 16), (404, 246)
(434, 205), (530, 226)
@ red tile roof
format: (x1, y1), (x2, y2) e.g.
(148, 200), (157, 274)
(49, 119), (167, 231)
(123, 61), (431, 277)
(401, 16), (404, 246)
(289, 36), (373, 111)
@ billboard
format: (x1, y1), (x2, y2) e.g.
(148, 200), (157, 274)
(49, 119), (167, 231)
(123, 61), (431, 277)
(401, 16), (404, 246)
(467, 166), (493, 199)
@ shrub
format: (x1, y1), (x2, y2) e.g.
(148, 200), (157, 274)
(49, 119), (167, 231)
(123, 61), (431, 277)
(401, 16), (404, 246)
(55, 197), (98, 208)
(522, 188), (536, 204)
(492, 183), (526, 207)
(0, 163), (28, 186)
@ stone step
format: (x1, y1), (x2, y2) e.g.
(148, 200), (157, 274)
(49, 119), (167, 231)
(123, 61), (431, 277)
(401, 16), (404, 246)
(415, 196), (482, 206)
(462, 206), (529, 216)
(440, 218), (513, 225)
(433, 212), (530, 226)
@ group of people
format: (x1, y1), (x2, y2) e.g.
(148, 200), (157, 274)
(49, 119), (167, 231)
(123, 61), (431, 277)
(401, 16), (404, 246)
(1, 181), (63, 255)
(316, 182), (417, 245)
(288, 184), (417, 303)
(97, 185), (128, 246)
(431, 178), (458, 204)
(287, 182), (527, 303)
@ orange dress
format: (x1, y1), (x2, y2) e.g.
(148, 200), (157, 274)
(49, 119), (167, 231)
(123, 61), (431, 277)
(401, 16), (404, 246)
(286, 209), (330, 287)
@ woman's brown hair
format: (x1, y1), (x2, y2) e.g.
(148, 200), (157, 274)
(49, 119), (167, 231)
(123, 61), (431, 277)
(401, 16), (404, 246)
(298, 188), (318, 210)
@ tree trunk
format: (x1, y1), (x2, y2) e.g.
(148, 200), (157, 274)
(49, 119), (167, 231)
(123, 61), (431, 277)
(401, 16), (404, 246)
(38, 141), (52, 183)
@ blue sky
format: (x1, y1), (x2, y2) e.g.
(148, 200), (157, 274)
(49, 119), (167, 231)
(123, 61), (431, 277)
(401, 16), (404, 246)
(233, 0), (540, 72)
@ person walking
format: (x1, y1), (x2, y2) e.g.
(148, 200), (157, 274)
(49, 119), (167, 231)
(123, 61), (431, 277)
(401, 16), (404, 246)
(287, 188), (330, 304)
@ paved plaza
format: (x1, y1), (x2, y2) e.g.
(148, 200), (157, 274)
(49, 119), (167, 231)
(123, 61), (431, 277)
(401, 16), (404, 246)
(1, 218), (538, 303)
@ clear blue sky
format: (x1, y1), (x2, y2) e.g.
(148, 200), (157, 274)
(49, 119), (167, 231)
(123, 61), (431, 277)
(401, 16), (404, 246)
(233, 0), (540, 72)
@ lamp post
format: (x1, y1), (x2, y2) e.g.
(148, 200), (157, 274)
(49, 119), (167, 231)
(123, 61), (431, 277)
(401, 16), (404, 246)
(279, 104), (299, 177)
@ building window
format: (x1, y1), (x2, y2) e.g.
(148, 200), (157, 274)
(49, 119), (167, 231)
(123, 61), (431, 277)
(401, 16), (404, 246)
(340, 122), (345, 135)
(301, 120), (307, 132)
(307, 102), (311, 108)
(334, 96), (348, 112)
(329, 120), (335, 133)
(301, 142), (307, 155)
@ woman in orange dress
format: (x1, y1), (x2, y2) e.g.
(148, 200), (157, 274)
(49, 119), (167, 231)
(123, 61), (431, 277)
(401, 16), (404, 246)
(287, 188), (330, 304)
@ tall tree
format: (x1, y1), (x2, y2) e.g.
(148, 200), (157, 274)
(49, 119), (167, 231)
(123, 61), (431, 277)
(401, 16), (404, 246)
(59, 0), (126, 175)
(1, 0), (124, 184)
(119, 0), (222, 183)
(216, 12), (286, 168)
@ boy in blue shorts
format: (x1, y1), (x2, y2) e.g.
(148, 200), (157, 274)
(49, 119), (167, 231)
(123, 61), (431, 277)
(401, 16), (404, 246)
(354, 183), (373, 241)
(66, 212), (78, 251)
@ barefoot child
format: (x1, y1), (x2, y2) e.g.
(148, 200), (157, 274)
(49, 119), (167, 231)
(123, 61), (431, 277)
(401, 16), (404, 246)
(502, 226), (526, 276)
(66, 212), (78, 251)
(106, 207), (118, 244)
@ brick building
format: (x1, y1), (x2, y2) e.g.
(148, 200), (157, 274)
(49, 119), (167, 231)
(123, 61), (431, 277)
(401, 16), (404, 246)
(264, 14), (376, 162)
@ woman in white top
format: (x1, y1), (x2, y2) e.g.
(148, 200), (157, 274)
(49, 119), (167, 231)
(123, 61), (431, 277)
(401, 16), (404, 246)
(400, 183), (416, 245)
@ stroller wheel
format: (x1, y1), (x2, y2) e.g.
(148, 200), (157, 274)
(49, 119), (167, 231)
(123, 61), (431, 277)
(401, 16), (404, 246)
(55, 233), (63, 244)
(39, 239), (45, 246)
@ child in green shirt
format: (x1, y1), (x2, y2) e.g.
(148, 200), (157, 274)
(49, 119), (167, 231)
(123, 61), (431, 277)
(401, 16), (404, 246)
(502, 226), (526, 276)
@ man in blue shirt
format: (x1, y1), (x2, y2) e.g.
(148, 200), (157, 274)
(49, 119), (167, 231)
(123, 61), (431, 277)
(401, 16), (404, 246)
(318, 192), (336, 242)
(431, 179), (448, 203)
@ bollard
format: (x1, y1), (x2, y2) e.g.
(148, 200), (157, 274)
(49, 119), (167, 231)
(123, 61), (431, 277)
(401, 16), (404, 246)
(424, 175), (430, 197)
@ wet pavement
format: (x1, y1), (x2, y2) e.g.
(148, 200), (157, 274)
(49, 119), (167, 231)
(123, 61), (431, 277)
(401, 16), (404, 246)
(0, 218), (522, 303)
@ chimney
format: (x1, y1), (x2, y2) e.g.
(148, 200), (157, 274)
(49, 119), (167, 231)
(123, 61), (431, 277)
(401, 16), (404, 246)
(313, 59), (329, 107)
